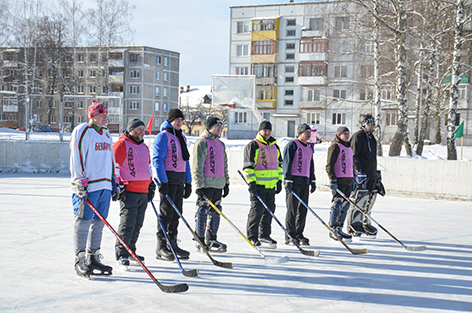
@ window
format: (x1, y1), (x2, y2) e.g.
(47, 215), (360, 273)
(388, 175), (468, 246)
(307, 112), (321, 124)
(77, 85), (84, 93)
(36, 100), (42, 108)
(363, 40), (374, 53)
(309, 18), (323, 30)
(89, 70), (96, 78)
(129, 101), (139, 110)
(285, 76), (294, 83)
(299, 62), (326, 76)
(236, 66), (249, 75)
(252, 19), (277, 31)
(64, 115), (72, 123)
(102, 70), (107, 77)
(164, 57), (168, 66)
(155, 86), (160, 96)
(129, 86), (139, 94)
(382, 89), (393, 100)
(164, 72), (168, 81)
(252, 63), (276, 78)
(386, 112), (397, 126)
(237, 44), (249, 56)
(459, 87), (466, 99)
(285, 90), (294, 96)
(52, 101), (58, 108)
(157, 56), (161, 65)
(89, 85), (96, 94)
(155, 102), (159, 111)
(64, 101), (73, 108)
(89, 54), (97, 62)
(300, 38), (328, 53)
(130, 70), (140, 79)
(262, 112), (270, 121)
(286, 43), (295, 50)
(156, 72), (161, 80)
(78, 54), (84, 62)
(334, 65), (348, 78)
(333, 89), (347, 99)
(77, 69), (84, 77)
(256, 86), (275, 100)
(77, 101), (84, 109)
(237, 21), (250, 33)
(130, 54), (140, 63)
(335, 16), (350, 30)
(332, 113), (346, 125)
(360, 88), (373, 100)
(286, 53), (295, 60)
(102, 86), (107, 94)
(286, 30), (296, 36)
(306, 89), (321, 101)
(252, 40), (276, 55)
(234, 111), (247, 124)
(285, 100), (293, 106)
(360, 65), (374, 78)
(286, 66), (295, 73)
(36, 115), (42, 123)
(77, 115), (83, 124)
(51, 116), (57, 123)
(445, 113), (461, 126)
(163, 88), (168, 97)
(163, 103), (168, 112)
(287, 19), (296, 26)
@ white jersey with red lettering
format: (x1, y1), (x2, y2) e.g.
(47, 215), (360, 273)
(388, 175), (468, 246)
(70, 122), (116, 193)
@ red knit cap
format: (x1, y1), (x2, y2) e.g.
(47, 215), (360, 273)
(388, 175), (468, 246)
(88, 100), (108, 119)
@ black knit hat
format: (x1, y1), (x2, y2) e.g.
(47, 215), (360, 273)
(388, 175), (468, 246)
(206, 116), (222, 130)
(127, 118), (145, 132)
(259, 120), (272, 131)
(336, 126), (350, 137)
(297, 123), (311, 137)
(168, 108), (185, 123)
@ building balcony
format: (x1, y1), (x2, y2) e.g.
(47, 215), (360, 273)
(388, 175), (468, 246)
(256, 99), (276, 109)
(109, 59), (124, 67)
(299, 100), (327, 110)
(255, 77), (276, 85)
(3, 60), (18, 67)
(299, 52), (328, 62)
(108, 92), (124, 98)
(3, 104), (19, 112)
(108, 74), (124, 84)
(298, 76), (327, 86)
(251, 54), (278, 64)
(252, 30), (278, 41)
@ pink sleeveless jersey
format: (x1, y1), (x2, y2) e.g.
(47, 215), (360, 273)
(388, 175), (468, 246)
(164, 131), (186, 172)
(334, 143), (353, 178)
(202, 137), (224, 177)
(254, 140), (278, 171)
(290, 140), (313, 178)
(119, 140), (151, 182)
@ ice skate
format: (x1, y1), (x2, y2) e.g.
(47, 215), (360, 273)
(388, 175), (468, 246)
(129, 254), (145, 265)
(87, 248), (113, 276)
(360, 224), (377, 240)
(117, 256), (129, 271)
(74, 250), (91, 279)
(336, 227), (352, 242)
(207, 239), (227, 253)
(298, 235), (310, 246)
(285, 238), (300, 246)
(168, 236), (190, 260)
(259, 236), (277, 249)
(156, 237), (175, 261)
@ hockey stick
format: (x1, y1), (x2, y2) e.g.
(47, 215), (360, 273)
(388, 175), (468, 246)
(150, 200), (199, 277)
(336, 189), (427, 252)
(153, 178), (233, 269)
(85, 199), (188, 293)
(290, 190), (368, 255)
(237, 170), (320, 257)
(201, 193), (290, 264)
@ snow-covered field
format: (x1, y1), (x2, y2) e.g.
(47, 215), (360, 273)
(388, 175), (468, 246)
(0, 173), (471, 312)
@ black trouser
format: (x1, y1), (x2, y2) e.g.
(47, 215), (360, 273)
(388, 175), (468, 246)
(247, 185), (275, 241)
(157, 183), (184, 239)
(115, 192), (148, 259)
(285, 183), (309, 241)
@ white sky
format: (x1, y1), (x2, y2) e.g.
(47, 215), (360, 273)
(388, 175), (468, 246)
(128, 0), (278, 86)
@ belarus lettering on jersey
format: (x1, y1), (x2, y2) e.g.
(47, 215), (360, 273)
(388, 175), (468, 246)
(95, 142), (112, 151)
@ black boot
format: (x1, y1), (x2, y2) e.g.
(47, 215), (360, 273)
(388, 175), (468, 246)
(156, 236), (175, 261)
(168, 236), (190, 259)
(87, 248), (113, 275)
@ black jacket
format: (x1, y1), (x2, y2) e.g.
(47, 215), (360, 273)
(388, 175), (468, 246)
(351, 128), (377, 179)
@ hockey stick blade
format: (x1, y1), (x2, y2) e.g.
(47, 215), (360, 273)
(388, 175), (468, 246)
(407, 245), (427, 251)
(155, 280), (189, 293)
(300, 248), (320, 257)
(182, 269), (199, 277)
(264, 256), (290, 264)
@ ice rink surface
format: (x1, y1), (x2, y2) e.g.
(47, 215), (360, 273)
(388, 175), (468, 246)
(0, 173), (471, 312)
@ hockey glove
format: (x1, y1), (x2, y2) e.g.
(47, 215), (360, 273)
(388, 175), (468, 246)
(72, 178), (88, 198)
(148, 181), (156, 202)
(111, 177), (120, 201)
(117, 182), (126, 201)
(183, 183), (192, 199)
(275, 180), (282, 194)
(329, 179), (338, 192)
(376, 180), (386, 197)
(310, 181), (317, 193)
(159, 182), (169, 196)
(284, 181), (293, 192)
(196, 188), (206, 199)
(248, 181), (257, 194)
(222, 184), (230, 198)
(355, 172), (367, 188)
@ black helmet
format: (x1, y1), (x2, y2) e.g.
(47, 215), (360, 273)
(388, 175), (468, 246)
(359, 114), (375, 131)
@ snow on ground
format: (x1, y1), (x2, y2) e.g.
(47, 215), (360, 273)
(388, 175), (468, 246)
(0, 173), (471, 312)
(1, 127), (471, 161)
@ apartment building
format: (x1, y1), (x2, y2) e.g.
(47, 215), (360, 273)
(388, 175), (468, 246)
(0, 46), (179, 133)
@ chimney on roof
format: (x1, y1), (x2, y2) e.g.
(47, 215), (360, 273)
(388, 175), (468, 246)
(180, 86), (184, 94)
(186, 85), (190, 92)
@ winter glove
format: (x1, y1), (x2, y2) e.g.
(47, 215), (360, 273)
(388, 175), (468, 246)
(72, 178), (88, 198)
(183, 183), (192, 199)
(275, 180), (282, 194)
(118, 182), (126, 201)
(159, 182), (169, 196)
(329, 179), (338, 192)
(222, 184), (230, 198)
(148, 182), (156, 202)
(355, 172), (367, 188)
(310, 181), (317, 193)
(248, 181), (257, 194)
(284, 181), (293, 192)
(111, 176), (119, 201)
(196, 188), (206, 199)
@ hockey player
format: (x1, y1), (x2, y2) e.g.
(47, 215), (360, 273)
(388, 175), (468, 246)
(346, 115), (385, 239)
(70, 100), (116, 278)
(326, 126), (354, 242)
(152, 109), (192, 261)
(307, 123), (323, 149)
(243, 121), (283, 249)
(113, 118), (155, 268)
(283, 123), (316, 246)
(192, 116), (230, 253)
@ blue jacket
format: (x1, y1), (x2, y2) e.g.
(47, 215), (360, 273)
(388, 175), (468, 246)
(152, 120), (192, 185)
